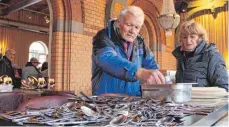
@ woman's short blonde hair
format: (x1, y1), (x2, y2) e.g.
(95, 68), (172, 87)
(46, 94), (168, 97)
(178, 20), (208, 44)
(118, 6), (145, 25)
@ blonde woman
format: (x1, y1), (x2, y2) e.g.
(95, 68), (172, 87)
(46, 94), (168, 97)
(172, 20), (228, 91)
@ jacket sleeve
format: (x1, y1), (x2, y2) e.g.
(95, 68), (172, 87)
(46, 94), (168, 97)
(93, 38), (139, 82)
(22, 68), (28, 81)
(0, 53), (5, 75)
(208, 52), (228, 91)
(142, 46), (159, 69)
(141, 38), (159, 70)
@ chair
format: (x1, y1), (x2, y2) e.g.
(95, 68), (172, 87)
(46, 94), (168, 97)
(16, 96), (69, 112)
(0, 92), (24, 113)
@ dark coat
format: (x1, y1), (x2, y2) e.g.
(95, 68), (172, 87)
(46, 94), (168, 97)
(172, 41), (228, 91)
(0, 54), (15, 79)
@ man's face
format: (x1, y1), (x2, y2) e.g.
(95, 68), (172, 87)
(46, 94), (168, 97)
(6, 51), (16, 62)
(117, 12), (143, 43)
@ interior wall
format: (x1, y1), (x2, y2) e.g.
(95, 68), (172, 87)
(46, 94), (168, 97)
(0, 26), (48, 68)
(5, 8), (49, 27)
(0, 7), (49, 68)
(49, 0), (106, 95)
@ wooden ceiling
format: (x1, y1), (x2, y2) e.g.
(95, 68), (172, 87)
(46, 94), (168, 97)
(0, 0), (189, 16)
(0, 0), (49, 16)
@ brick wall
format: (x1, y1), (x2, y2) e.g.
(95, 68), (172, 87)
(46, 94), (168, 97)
(73, 0), (105, 95)
(50, 0), (106, 95)
(112, 2), (125, 18)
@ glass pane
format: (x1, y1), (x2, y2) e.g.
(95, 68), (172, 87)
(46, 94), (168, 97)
(28, 52), (39, 61)
(29, 42), (45, 53)
(29, 41), (48, 63)
(39, 55), (47, 64)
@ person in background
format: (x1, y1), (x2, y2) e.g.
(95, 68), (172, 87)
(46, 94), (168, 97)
(22, 57), (42, 81)
(92, 6), (165, 96)
(0, 48), (16, 78)
(11, 63), (22, 88)
(41, 62), (48, 77)
(0, 48), (21, 88)
(172, 20), (228, 91)
(12, 64), (21, 78)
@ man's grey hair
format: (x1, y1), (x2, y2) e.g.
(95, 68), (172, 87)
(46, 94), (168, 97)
(118, 6), (145, 25)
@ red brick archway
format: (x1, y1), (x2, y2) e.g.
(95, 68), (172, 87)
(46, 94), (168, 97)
(133, 0), (166, 67)
(48, 0), (90, 94)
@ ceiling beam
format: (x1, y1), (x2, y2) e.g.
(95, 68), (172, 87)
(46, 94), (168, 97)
(0, 0), (42, 16)
(35, 4), (48, 12)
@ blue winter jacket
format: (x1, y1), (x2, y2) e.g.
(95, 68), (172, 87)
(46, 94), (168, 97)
(92, 20), (159, 96)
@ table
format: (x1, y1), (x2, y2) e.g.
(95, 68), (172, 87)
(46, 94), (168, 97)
(0, 92), (24, 113)
(13, 89), (76, 100)
(0, 95), (228, 126)
(0, 89), (75, 113)
(13, 89), (47, 100)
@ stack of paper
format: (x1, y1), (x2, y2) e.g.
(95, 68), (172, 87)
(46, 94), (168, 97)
(185, 87), (228, 106)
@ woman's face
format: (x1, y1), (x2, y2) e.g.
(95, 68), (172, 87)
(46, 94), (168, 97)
(180, 34), (200, 51)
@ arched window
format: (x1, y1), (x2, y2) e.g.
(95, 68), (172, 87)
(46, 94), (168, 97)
(29, 41), (48, 67)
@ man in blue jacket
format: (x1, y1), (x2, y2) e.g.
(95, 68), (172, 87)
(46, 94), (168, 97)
(92, 6), (165, 96)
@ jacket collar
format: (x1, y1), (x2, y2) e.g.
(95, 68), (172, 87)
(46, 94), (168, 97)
(3, 56), (12, 65)
(25, 62), (41, 74)
(173, 41), (215, 59)
(107, 20), (125, 47)
(25, 62), (34, 67)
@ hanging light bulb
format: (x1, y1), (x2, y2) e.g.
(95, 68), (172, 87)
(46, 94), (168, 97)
(158, 0), (180, 36)
(27, 11), (32, 19)
(44, 15), (50, 23)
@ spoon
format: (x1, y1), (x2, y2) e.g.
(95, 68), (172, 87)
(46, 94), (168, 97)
(79, 91), (101, 113)
(80, 91), (96, 104)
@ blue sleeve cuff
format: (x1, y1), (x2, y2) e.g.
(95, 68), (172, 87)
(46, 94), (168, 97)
(124, 63), (139, 81)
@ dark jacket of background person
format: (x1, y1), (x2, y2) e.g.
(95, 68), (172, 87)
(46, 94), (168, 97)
(41, 62), (48, 77)
(0, 54), (15, 79)
(92, 20), (159, 96)
(173, 41), (228, 91)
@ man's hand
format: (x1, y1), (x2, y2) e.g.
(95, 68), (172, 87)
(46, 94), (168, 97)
(135, 68), (165, 84)
(0, 46), (2, 54)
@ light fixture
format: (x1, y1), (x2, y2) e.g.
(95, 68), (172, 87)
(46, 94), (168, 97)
(26, 11), (32, 19)
(180, 1), (188, 13)
(44, 15), (50, 23)
(158, 0), (180, 36)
